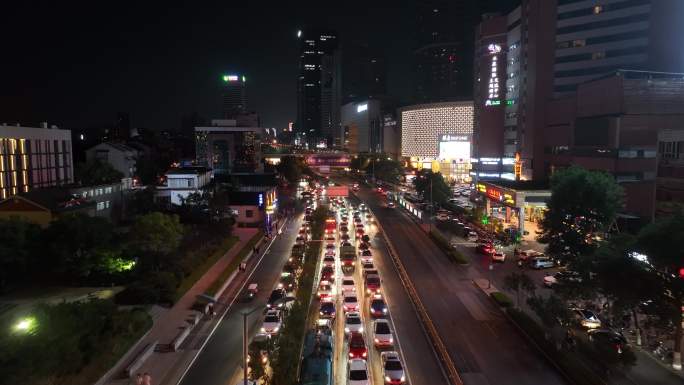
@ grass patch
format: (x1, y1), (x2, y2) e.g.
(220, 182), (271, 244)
(174, 236), (239, 301)
(429, 230), (469, 264)
(490, 291), (513, 308)
(205, 231), (263, 297)
(506, 308), (606, 385)
(0, 300), (152, 385)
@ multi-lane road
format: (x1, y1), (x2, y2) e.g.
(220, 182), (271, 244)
(351, 183), (567, 385)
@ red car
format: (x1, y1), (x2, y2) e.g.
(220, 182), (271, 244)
(476, 243), (495, 255)
(365, 274), (381, 295)
(348, 332), (368, 359)
(320, 266), (335, 283)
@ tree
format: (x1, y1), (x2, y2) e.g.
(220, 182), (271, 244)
(636, 213), (684, 369)
(412, 170), (451, 206)
(42, 213), (118, 282)
(128, 213), (183, 270)
(593, 234), (660, 347)
(128, 186), (157, 216)
(503, 272), (536, 308)
(373, 158), (404, 183)
(75, 158), (124, 185)
(528, 294), (572, 330)
(276, 156), (304, 184)
(538, 166), (624, 265)
(0, 218), (41, 291)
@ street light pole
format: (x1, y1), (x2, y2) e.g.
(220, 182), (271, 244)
(429, 175), (433, 233)
(242, 307), (263, 385)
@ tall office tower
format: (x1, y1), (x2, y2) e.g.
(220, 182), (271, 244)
(343, 44), (387, 103)
(296, 28), (341, 147)
(221, 74), (248, 118)
(553, 0), (684, 97)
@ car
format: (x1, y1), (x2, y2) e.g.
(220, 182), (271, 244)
(320, 266), (335, 283)
(360, 203), (367, 212)
(318, 280), (333, 298)
(325, 243), (336, 252)
(343, 292), (360, 312)
(492, 251), (506, 262)
(359, 242), (370, 251)
(340, 226), (349, 234)
(370, 295), (388, 317)
(373, 319), (393, 347)
(380, 351), (406, 384)
(365, 213), (373, 221)
(475, 242), (495, 255)
(363, 268), (378, 279)
(544, 271), (582, 287)
(436, 212), (449, 221)
(356, 229), (365, 238)
(361, 261), (374, 274)
(365, 274), (381, 295)
(319, 300), (336, 319)
(267, 288), (286, 309)
(572, 308), (601, 329)
(342, 241), (353, 247)
(387, 201), (395, 208)
(516, 249), (542, 261)
(341, 233), (351, 242)
(325, 236), (336, 244)
(342, 278), (356, 292)
(344, 311), (364, 334)
(347, 358), (370, 385)
(348, 332), (368, 359)
(261, 310), (282, 335)
(587, 328), (628, 353)
(296, 236), (306, 245)
(322, 255), (336, 267)
(530, 256), (555, 269)
(466, 231), (478, 242)
(359, 249), (373, 263)
(361, 234), (371, 243)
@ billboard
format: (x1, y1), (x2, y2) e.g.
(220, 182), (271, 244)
(438, 134), (471, 161)
(326, 185), (349, 197)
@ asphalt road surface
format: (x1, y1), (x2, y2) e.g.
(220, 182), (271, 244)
(353, 185), (567, 385)
(178, 215), (302, 385)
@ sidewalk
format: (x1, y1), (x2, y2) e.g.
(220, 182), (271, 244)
(104, 227), (259, 385)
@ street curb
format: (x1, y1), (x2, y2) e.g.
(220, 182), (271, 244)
(93, 327), (153, 385)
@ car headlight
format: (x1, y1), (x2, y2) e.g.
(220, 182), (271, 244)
(385, 376), (392, 382)
(374, 338), (379, 343)
(345, 327), (350, 333)
(383, 308), (388, 313)
(401, 375), (405, 381)
(274, 327), (279, 332)
(319, 311), (324, 315)
(358, 326), (363, 333)
(260, 327), (266, 332)
(349, 352), (354, 358)
(389, 337), (393, 344)
(362, 351), (367, 357)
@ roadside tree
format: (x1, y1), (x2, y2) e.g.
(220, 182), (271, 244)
(503, 272), (536, 308)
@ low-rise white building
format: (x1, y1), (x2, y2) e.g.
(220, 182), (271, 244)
(156, 167), (212, 206)
(86, 142), (138, 179)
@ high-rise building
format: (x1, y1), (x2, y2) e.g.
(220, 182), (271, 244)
(296, 28), (341, 147)
(0, 123), (73, 199)
(221, 74), (248, 118)
(343, 44), (387, 104)
(195, 119), (262, 175)
(553, 0), (684, 97)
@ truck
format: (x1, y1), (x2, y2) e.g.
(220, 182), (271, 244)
(340, 244), (357, 271)
(299, 326), (333, 385)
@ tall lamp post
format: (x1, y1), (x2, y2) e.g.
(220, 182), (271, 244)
(242, 307), (263, 385)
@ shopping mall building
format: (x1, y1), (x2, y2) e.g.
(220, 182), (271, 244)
(399, 101), (474, 182)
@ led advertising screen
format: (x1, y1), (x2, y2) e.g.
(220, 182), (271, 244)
(438, 134), (471, 161)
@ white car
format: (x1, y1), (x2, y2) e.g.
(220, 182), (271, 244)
(572, 308), (602, 329)
(343, 291), (360, 312)
(261, 310), (281, 335)
(347, 358), (370, 385)
(344, 311), (364, 334)
(342, 278), (356, 292)
(359, 249), (373, 264)
(492, 251), (506, 262)
(373, 319), (394, 347)
(380, 351), (406, 384)
(436, 212), (449, 221)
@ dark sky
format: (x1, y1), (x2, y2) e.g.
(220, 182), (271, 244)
(2, 1), (516, 133)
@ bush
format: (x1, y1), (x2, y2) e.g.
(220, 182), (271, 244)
(491, 291), (513, 308)
(115, 282), (159, 305)
(429, 230), (469, 265)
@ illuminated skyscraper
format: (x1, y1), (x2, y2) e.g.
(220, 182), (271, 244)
(221, 74), (248, 118)
(296, 28), (341, 147)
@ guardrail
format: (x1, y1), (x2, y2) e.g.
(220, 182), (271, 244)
(370, 206), (463, 385)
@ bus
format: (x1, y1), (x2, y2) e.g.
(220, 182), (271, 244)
(299, 328), (333, 385)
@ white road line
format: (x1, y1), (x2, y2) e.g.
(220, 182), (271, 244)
(174, 218), (291, 385)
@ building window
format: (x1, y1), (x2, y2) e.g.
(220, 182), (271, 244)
(97, 202), (105, 211)
(594, 5), (603, 14)
(572, 39), (586, 47)
(246, 210), (254, 218)
(592, 51), (606, 60)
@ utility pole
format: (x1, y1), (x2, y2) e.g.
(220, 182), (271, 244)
(242, 307), (264, 385)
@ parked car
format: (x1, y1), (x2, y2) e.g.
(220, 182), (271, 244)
(572, 308), (602, 329)
(587, 328), (627, 354)
(476, 242), (495, 255)
(492, 251), (506, 262)
(530, 256), (555, 269)
(543, 271), (582, 287)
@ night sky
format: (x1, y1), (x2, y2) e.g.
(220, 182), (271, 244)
(2, 1), (516, 133)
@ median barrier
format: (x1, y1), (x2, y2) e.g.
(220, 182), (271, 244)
(125, 340), (158, 377)
(171, 325), (193, 352)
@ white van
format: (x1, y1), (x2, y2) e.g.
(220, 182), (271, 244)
(530, 256), (555, 269)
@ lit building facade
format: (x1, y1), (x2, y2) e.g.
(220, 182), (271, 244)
(0, 124), (73, 199)
(195, 120), (263, 175)
(341, 100), (382, 154)
(400, 101), (474, 182)
(296, 28), (341, 147)
(221, 74), (248, 118)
